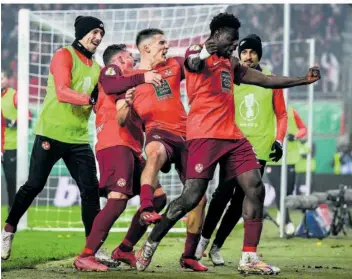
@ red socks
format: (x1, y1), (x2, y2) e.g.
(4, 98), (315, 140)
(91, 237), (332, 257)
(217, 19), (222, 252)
(81, 199), (127, 257)
(242, 219), (263, 252)
(120, 194), (167, 252)
(140, 184), (154, 211)
(4, 223), (16, 233)
(183, 232), (201, 258)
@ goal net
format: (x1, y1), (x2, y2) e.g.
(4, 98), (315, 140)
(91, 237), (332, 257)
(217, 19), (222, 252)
(17, 5), (229, 231)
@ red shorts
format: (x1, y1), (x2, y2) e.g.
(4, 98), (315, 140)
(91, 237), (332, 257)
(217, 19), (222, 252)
(96, 145), (145, 197)
(145, 128), (187, 184)
(186, 138), (261, 181)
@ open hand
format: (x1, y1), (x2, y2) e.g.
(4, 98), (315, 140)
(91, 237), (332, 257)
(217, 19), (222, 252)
(205, 39), (218, 55)
(125, 87), (135, 106)
(144, 70), (162, 87)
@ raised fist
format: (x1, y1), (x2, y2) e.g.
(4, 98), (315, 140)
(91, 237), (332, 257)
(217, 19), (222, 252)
(307, 66), (321, 84)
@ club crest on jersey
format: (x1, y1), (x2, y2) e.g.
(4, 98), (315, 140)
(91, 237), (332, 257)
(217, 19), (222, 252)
(195, 163), (204, 173)
(117, 178), (126, 187)
(152, 135), (161, 140)
(189, 45), (201, 51)
(41, 141), (50, 150)
(105, 67), (116, 76)
(164, 69), (172, 77)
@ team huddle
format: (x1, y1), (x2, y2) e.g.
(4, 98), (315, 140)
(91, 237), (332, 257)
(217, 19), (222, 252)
(1, 12), (321, 275)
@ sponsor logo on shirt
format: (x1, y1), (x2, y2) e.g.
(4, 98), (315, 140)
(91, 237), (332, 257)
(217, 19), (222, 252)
(153, 80), (173, 100)
(220, 70), (232, 93)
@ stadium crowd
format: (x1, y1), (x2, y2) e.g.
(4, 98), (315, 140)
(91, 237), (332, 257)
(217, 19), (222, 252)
(1, 4), (347, 95)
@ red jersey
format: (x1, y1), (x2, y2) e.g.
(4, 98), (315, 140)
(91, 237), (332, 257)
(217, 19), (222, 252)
(132, 57), (187, 137)
(95, 66), (144, 155)
(185, 45), (247, 140)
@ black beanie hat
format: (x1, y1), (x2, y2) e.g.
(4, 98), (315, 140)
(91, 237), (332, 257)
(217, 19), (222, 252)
(238, 34), (262, 61)
(74, 16), (105, 40)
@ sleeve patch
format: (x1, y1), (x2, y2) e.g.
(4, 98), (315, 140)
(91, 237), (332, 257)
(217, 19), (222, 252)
(105, 66), (117, 76)
(189, 44), (201, 51)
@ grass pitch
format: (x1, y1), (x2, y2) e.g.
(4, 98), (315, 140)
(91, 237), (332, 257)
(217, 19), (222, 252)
(1, 207), (352, 279)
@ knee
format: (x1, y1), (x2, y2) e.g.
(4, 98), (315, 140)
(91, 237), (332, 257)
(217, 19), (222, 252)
(165, 194), (201, 222)
(147, 149), (164, 166)
(246, 179), (265, 202)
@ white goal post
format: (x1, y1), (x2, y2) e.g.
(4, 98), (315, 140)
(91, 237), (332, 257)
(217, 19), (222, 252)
(16, 5), (228, 231)
(16, 5), (315, 232)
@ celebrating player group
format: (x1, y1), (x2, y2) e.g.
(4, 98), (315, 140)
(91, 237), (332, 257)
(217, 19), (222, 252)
(1, 12), (321, 276)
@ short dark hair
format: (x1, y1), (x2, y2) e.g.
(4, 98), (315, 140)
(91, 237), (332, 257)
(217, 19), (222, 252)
(102, 44), (127, 65)
(210, 13), (241, 36)
(136, 28), (164, 48)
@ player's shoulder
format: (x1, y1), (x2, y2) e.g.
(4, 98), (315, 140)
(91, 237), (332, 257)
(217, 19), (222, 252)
(167, 56), (184, 68)
(52, 47), (71, 59)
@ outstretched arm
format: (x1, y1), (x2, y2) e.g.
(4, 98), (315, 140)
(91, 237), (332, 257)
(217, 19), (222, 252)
(100, 65), (144, 95)
(100, 65), (163, 95)
(240, 66), (321, 89)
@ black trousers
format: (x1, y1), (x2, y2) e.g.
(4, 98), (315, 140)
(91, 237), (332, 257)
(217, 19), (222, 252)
(6, 135), (100, 236)
(2, 149), (17, 210)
